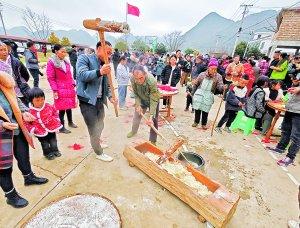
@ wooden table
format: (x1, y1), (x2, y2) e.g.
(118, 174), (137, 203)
(262, 101), (286, 143)
(159, 89), (179, 118)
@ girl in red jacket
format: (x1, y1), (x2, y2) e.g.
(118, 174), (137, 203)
(25, 88), (63, 160)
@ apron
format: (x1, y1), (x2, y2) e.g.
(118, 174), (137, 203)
(193, 77), (214, 113)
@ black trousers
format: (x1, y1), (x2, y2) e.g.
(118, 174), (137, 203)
(13, 131), (32, 176)
(79, 99), (105, 155)
(37, 133), (59, 156)
(29, 69), (40, 87)
(0, 167), (13, 193)
(194, 110), (208, 126)
(217, 110), (238, 128)
(59, 109), (73, 126)
(186, 94), (193, 109)
(277, 112), (300, 160)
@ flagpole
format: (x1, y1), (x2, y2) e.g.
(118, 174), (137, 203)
(125, 2), (128, 23)
(125, 2), (128, 48)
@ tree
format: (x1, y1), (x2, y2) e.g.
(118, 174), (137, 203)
(246, 45), (263, 59)
(131, 39), (150, 52)
(154, 43), (167, 55)
(60, 37), (71, 46)
(48, 32), (60, 45)
(23, 7), (52, 40)
(163, 31), (185, 52)
(234, 41), (247, 57)
(184, 48), (196, 55)
(115, 39), (128, 52)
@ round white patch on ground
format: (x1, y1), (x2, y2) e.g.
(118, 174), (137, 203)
(25, 194), (121, 228)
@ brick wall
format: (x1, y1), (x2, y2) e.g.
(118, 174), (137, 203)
(274, 10), (300, 41)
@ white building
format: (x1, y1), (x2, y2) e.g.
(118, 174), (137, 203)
(248, 32), (274, 54)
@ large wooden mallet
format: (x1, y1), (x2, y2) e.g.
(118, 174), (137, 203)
(83, 18), (130, 117)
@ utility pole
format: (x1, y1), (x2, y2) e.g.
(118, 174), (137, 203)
(231, 4), (252, 57)
(0, 2), (6, 35)
(215, 35), (222, 52)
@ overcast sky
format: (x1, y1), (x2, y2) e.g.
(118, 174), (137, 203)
(2, 0), (298, 36)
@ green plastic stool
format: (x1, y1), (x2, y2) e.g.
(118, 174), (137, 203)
(230, 111), (256, 135)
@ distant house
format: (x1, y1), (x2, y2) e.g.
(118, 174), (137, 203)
(268, 7), (300, 56)
(0, 34), (89, 55)
(247, 32), (274, 55)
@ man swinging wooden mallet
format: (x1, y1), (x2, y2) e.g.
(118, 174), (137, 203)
(83, 18), (130, 117)
(76, 18), (129, 162)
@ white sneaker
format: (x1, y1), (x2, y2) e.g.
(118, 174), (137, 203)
(100, 143), (109, 149)
(96, 153), (113, 162)
(288, 220), (299, 228)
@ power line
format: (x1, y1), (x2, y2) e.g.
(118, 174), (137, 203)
(0, 2), (7, 35)
(1, 1), (76, 29)
(242, 1), (300, 32)
(231, 4), (253, 56)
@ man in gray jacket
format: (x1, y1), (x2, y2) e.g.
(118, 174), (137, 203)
(271, 75), (300, 167)
(76, 41), (117, 162)
(24, 41), (40, 87)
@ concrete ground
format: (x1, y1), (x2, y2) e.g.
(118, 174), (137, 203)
(0, 75), (299, 228)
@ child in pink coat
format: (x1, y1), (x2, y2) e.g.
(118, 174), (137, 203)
(25, 88), (62, 160)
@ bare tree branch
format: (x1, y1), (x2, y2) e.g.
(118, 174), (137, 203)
(22, 7), (52, 40)
(163, 31), (185, 52)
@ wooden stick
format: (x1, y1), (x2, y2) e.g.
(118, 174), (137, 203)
(140, 112), (171, 146)
(140, 113), (192, 166)
(98, 30), (118, 117)
(210, 89), (226, 137)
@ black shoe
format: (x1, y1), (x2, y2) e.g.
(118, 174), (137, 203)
(268, 147), (285, 154)
(45, 153), (55, 160)
(24, 173), (49, 186)
(68, 122), (78, 128)
(255, 126), (263, 131)
(53, 151), (62, 157)
(5, 189), (28, 208)
(59, 127), (71, 134)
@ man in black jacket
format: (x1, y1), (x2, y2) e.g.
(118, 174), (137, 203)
(180, 54), (192, 86)
(112, 48), (120, 75)
(68, 45), (78, 79)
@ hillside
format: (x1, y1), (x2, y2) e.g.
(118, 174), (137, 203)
(182, 10), (277, 53)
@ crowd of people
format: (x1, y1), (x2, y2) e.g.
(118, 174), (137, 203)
(110, 48), (300, 171)
(0, 38), (299, 225)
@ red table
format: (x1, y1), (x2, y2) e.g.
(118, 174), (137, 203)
(158, 88), (178, 119)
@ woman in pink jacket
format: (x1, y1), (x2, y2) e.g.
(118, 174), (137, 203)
(46, 44), (77, 134)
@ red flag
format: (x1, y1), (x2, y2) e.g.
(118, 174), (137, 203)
(127, 3), (140, 17)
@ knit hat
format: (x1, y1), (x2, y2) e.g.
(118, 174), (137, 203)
(208, 58), (218, 67)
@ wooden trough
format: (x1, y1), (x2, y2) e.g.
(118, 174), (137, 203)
(123, 141), (240, 228)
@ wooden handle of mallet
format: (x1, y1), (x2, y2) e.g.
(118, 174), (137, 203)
(98, 30), (118, 117)
(210, 88), (227, 137)
(140, 113), (171, 146)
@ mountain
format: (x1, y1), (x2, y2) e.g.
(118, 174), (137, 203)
(182, 10), (277, 53)
(3, 10), (278, 52)
(3, 26), (117, 47)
